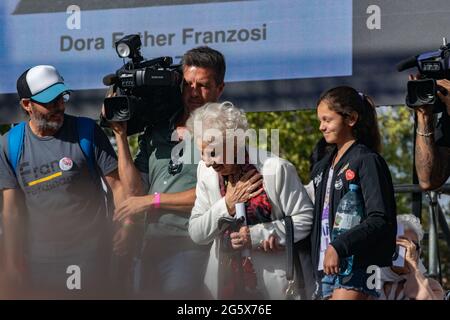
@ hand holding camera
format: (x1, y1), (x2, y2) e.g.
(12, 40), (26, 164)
(398, 37), (450, 113)
(101, 86), (128, 137)
(408, 74), (434, 115)
(408, 74), (450, 115)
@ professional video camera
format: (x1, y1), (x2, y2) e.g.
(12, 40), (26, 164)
(397, 37), (450, 113)
(102, 34), (183, 135)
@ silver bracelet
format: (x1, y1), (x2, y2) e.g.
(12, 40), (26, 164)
(416, 129), (434, 137)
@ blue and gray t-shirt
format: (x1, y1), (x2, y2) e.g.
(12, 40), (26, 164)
(0, 114), (118, 264)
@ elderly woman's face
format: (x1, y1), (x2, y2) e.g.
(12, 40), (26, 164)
(199, 141), (238, 176)
(403, 229), (419, 244)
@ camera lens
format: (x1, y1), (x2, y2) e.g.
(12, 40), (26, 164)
(104, 96), (132, 121)
(115, 105), (129, 118)
(415, 81), (435, 103)
(407, 79), (437, 106)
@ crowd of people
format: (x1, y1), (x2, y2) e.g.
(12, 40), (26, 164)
(0, 46), (448, 300)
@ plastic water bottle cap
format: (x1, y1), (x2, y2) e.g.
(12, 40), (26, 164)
(349, 184), (359, 191)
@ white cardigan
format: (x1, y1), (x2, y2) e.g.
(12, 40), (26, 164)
(189, 151), (313, 299)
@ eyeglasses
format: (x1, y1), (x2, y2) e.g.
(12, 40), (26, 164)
(168, 159), (183, 175)
(412, 241), (421, 252)
(30, 92), (70, 106)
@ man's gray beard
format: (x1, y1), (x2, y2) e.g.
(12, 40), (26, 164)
(32, 115), (63, 132)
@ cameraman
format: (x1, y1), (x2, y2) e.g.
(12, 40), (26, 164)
(412, 75), (450, 190)
(110, 46), (226, 299)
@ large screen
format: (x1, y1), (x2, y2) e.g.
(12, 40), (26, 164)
(2, 0), (450, 123)
(0, 0), (352, 92)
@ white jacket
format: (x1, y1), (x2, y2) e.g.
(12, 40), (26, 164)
(189, 151), (313, 299)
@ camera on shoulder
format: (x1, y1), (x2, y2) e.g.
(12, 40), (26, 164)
(102, 34), (183, 135)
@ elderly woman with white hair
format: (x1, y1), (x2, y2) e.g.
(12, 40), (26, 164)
(186, 101), (314, 300)
(377, 214), (444, 300)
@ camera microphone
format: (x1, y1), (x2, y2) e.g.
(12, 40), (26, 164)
(396, 56), (418, 72)
(103, 73), (118, 86)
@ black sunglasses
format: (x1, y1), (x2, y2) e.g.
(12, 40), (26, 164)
(168, 159), (183, 175)
(168, 147), (183, 175)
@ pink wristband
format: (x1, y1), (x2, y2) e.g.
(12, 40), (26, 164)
(152, 192), (161, 208)
(123, 219), (134, 228)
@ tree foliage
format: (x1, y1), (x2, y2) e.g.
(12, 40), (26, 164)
(246, 109), (319, 184)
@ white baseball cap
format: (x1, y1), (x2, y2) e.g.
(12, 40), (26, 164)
(17, 65), (71, 103)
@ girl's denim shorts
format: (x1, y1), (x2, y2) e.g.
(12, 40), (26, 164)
(321, 268), (380, 299)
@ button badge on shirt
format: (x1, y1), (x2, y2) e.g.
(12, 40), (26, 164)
(334, 178), (343, 190)
(313, 172), (323, 188)
(59, 157), (73, 171)
(345, 169), (355, 181)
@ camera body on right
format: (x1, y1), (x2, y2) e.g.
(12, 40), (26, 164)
(397, 38), (450, 113)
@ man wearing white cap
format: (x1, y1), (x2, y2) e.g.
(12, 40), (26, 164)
(0, 65), (133, 298)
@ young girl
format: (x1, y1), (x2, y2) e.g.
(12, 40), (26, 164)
(310, 86), (397, 300)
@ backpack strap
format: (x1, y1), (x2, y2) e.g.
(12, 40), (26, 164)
(76, 117), (110, 216)
(7, 121), (26, 175)
(6, 119), (96, 177)
(76, 116), (96, 179)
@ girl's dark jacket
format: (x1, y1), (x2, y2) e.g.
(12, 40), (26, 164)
(310, 141), (397, 278)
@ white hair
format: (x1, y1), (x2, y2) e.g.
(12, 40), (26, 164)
(185, 101), (248, 142)
(397, 214), (424, 242)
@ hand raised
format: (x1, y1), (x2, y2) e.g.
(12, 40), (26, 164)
(225, 169), (263, 215)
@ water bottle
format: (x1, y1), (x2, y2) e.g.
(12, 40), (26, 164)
(331, 184), (364, 276)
